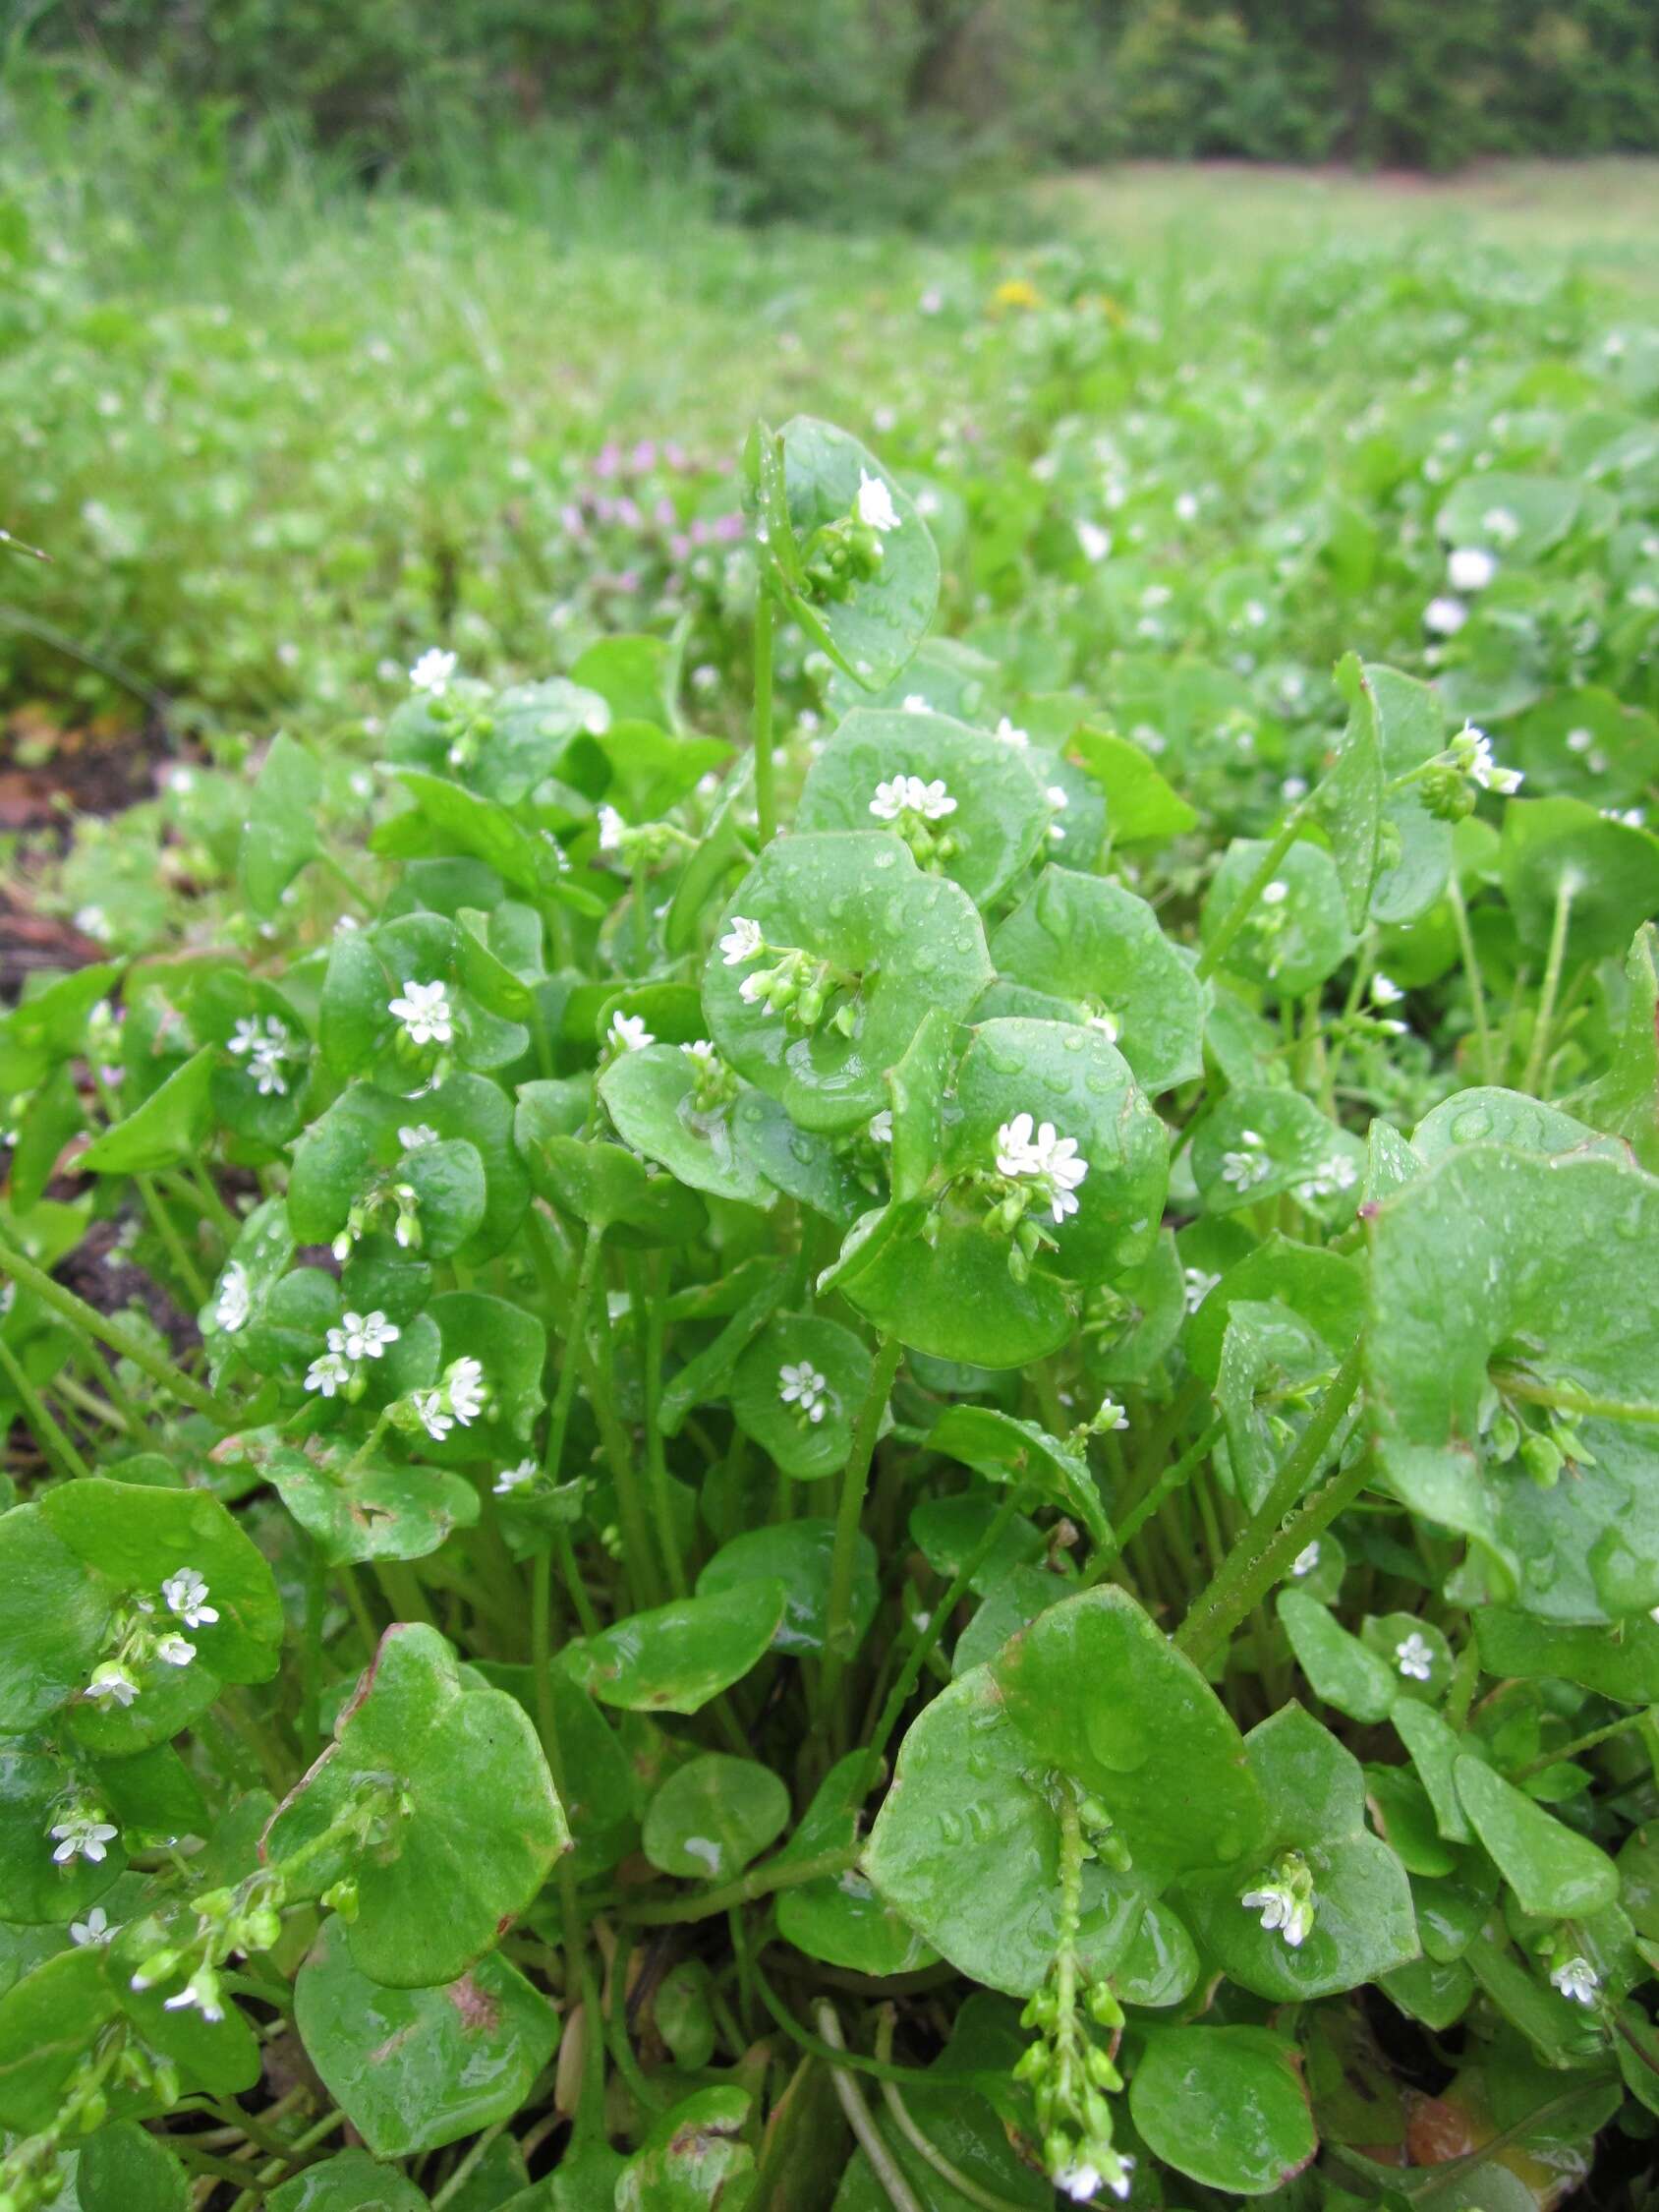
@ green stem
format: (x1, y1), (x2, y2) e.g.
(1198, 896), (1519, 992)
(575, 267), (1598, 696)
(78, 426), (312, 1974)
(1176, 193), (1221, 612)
(630, 1251), (688, 1597)
(0, 1335), (93, 1480)
(753, 588), (776, 846)
(0, 1233), (242, 1426)
(431, 2120), (511, 2209)
(1194, 806), (1306, 983)
(814, 2001), (927, 2212)
(1515, 1708), (1652, 1781)
(1447, 871), (1496, 1084)
(581, 1245), (661, 1611)
(1522, 870), (1576, 1096)
(1088, 1420), (1225, 1582)
(531, 1511), (588, 2002)
(135, 1173), (210, 1306)
(626, 1841), (859, 1926)
(1176, 1339), (1365, 1668)
(543, 1232), (601, 1483)
(818, 1334), (902, 1737)
(860, 1485), (1030, 1789)
(875, 2011), (1030, 2212)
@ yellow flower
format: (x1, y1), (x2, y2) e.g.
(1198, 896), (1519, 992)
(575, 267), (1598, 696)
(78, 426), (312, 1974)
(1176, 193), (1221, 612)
(990, 277), (1039, 315)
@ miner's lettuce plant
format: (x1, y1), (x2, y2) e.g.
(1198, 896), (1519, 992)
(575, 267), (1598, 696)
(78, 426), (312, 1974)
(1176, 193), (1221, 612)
(4, 414), (1659, 2211)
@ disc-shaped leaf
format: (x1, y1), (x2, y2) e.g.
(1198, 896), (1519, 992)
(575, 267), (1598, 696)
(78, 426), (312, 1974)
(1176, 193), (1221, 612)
(990, 1587), (1267, 1883)
(1365, 1146), (1659, 1585)
(927, 1405), (1108, 1547)
(0, 1505), (114, 1731)
(0, 1746), (126, 1924)
(563, 1583), (786, 1715)
(864, 1662), (1152, 1996)
(796, 708), (1049, 906)
(1201, 839), (1355, 999)
(295, 1917), (557, 2160)
(1129, 2025), (1316, 2196)
(642, 1755), (789, 1882)
(266, 2148), (429, 2212)
(257, 1444), (480, 1567)
(697, 1520), (879, 1657)
(1192, 1087), (1364, 1220)
(598, 1044), (774, 1210)
(837, 1206), (1077, 1368)
(1500, 796), (1659, 960)
(521, 1130), (708, 1248)
(776, 417), (940, 692)
(991, 865), (1205, 1094)
(729, 1315), (872, 1480)
(264, 1625), (566, 1988)
(1177, 1704), (1419, 2000)
(703, 832), (992, 1135)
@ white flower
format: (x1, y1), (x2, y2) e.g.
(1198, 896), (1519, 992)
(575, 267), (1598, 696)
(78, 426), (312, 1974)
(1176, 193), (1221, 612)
(681, 1039), (717, 1065)
(409, 647), (457, 694)
(164, 1970), (225, 2024)
(214, 1263), (252, 1334)
(869, 774), (957, 823)
(738, 971), (772, 1007)
(1175, 490), (1200, 521)
(868, 1109), (892, 1144)
(1424, 595), (1467, 635)
(1291, 1541), (1322, 1578)
(228, 1016), (263, 1058)
(332, 1310), (399, 1362)
(1182, 1266), (1220, 1313)
(155, 1633), (196, 1668)
(597, 804), (626, 851)
(447, 1358), (486, 1425)
(70, 1906), (114, 1947)
(412, 1389), (452, 1442)
(1448, 546), (1497, 593)
(1482, 505), (1520, 546)
(1076, 519), (1112, 562)
(161, 1565), (219, 1627)
(494, 1458), (537, 1495)
(720, 916), (764, 965)
(995, 1112), (1089, 1222)
(1261, 879), (1288, 906)
(1220, 1133), (1272, 1193)
(778, 1361), (829, 1424)
(1371, 973), (1404, 1007)
(399, 1123), (439, 1151)
(856, 469), (900, 534)
(1096, 1396), (1128, 1431)
(608, 1012), (654, 1054)
(1396, 1631), (1435, 1681)
(85, 1663), (140, 1710)
(1055, 2164), (1103, 2204)
(76, 905), (110, 942)
(304, 1351), (353, 1399)
(389, 978), (454, 1047)
(1455, 723), (1523, 795)
(51, 1814), (118, 1864)
(1240, 1879), (1315, 1949)
(1551, 1955), (1600, 2007)
(1086, 1011), (1119, 1043)
(901, 694), (930, 713)
(994, 716), (1030, 749)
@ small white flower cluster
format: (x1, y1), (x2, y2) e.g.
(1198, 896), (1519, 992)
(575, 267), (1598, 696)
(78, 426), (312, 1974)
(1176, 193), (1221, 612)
(493, 1456), (538, 1496)
(855, 469), (900, 535)
(869, 773), (957, 824)
(1395, 1630), (1435, 1682)
(607, 1012), (654, 1055)
(409, 647), (457, 695)
(50, 1807), (119, 1866)
(73, 1568), (219, 1720)
(389, 978), (454, 1048)
(229, 1014), (300, 1098)
(1240, 1849), (1317, 1949)
(1182, 1266), (1220, 1314)
(720, 916), (764, 966)
(995, 1112), (1089, 1224)
(1448, 545), (1498, 594)
(1452, 722), (1523, 796)
(778, 1361), (830, 1425)
(1551, 1954), (1600, 2008)
(1054, 2157), (1134, 2204)
(410, 1356), (487, 1443)
(1293, 1153), (1359, 1207)
(214, 1260), (252, 1334)
(306, 1308), (400, 1398)
(1220, 1130), (1272, 1193)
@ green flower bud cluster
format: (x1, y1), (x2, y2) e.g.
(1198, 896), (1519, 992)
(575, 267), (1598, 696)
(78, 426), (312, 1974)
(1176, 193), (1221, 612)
(738, 944), (862, 1035)
(331, 1176), (423, 1262)
(1486, 1398), (1593, 1489)
(801, 513), (887, 604)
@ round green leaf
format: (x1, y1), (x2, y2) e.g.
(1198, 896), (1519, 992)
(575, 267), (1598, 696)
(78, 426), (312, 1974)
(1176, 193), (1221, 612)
(265, 1625), (567, 1988)
(642, 1755), (789, 1882)
(729, 1314), (872, 1480)
(295, 1916), (557, 2160)
(0, 1505), (112, 1731)
(1500, 796), (1659, 960)
(992, 865), (1206, 1094)
(1129, 2025), (1316, 2196)
(1192, 1087), (1365, 1220)
(598, 1044), (774, 1209)
(76, 2122), (189, 2212)
(703, 831), (992, 1135)
(865, 1662), (1151, 1996)
(0, 1747), (126, 1925)
(1202, 839), (1355, 998)
(266, 2148), (429, 2212)
(522, 1132), (708, 1248)
(697, 1519), (879, 1657)
(796, 708), (1049, 907)
(990, 1586), (1268, 1882)
(563, 1583), (786, 1715)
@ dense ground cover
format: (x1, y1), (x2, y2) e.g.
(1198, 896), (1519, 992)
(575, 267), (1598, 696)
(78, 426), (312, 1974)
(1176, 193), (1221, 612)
(3, 98), (1659, 2212)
